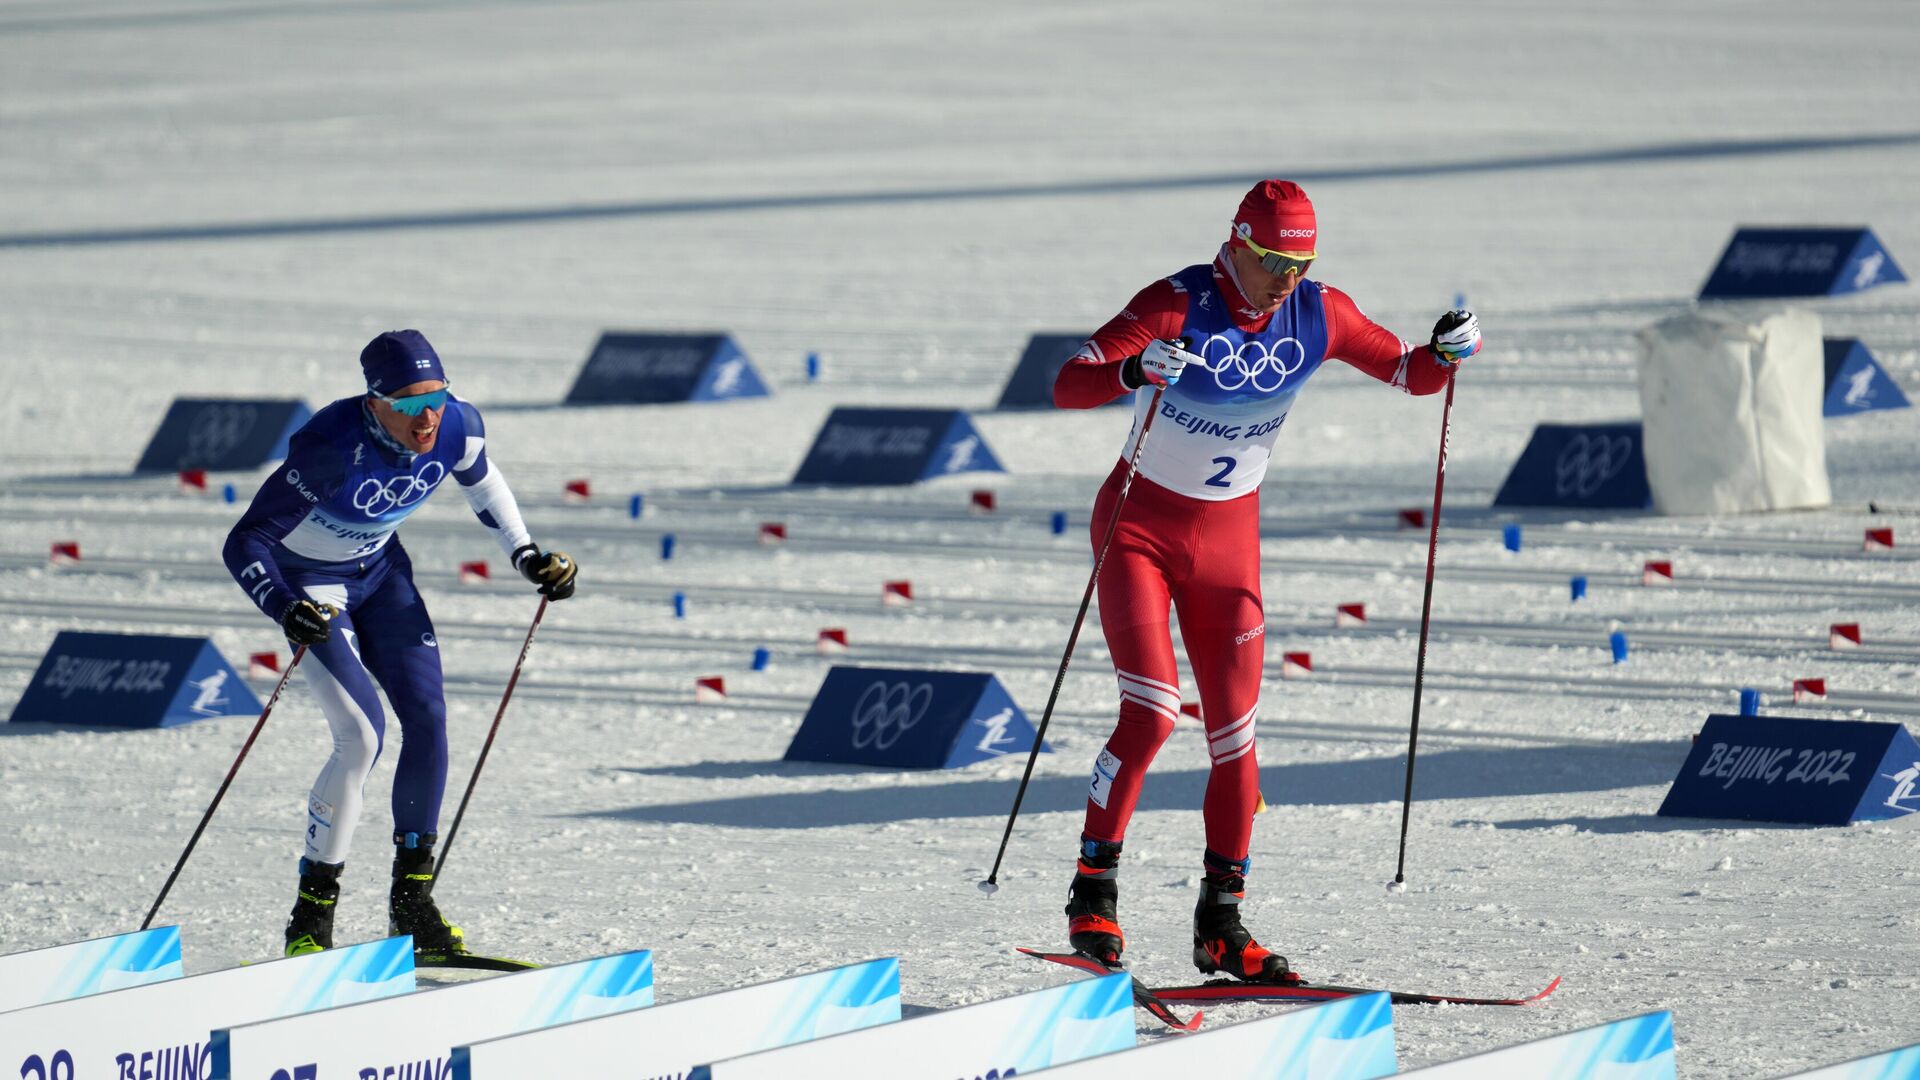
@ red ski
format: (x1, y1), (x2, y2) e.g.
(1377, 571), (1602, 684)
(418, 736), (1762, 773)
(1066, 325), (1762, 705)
(1023, 948), (1557, 1008)
(1015, 949), (1202, 1032)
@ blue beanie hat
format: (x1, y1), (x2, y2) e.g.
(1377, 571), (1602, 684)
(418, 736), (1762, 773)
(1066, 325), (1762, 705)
(360, 330), (447, 393)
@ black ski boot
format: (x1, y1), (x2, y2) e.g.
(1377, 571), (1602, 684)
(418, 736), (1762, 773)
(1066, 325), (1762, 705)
(1192, 851), (1293, 983)
(1064, 837), (1125, 967)
(388, 832), (465, 956)
(284, 858), (342, 957)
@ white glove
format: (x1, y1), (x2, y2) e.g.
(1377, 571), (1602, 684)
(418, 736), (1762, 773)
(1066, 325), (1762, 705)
(1430, 309), (1481, 364)
(1125, 339), (1206, 388)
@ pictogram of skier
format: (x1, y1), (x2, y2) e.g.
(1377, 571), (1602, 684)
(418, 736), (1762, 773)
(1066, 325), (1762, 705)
(223, 330), (579, 960)
(1885, 762), (1920, 815)
(1052, 180), (1479, 982)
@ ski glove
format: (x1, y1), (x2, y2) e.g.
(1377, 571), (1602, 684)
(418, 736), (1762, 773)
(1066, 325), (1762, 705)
(1121, 338), (1206, 389)
(513, 545), (578, 601)
(282, 599), (338, 646)
(1430, 309), (1481, 365)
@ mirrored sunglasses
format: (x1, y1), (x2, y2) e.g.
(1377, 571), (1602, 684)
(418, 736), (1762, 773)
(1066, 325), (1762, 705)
(373, 386), (451, 416)
(1240, 233), (1316, 277)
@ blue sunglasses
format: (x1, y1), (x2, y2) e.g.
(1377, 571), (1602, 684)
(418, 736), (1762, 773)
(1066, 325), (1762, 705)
(372, 385), (451, 416)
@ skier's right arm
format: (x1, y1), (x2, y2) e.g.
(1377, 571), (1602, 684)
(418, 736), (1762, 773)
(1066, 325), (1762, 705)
(1052, 279), (1189, 409)
(221, 430), (345, 622)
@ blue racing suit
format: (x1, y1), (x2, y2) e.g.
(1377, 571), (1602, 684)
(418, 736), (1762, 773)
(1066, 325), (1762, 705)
(223, 394), (532, 864)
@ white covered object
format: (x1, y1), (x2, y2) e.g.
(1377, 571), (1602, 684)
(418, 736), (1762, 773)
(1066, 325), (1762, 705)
(1635, 307), (1830, 515)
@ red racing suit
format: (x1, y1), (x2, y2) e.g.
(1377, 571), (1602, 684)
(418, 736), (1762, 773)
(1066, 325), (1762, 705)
(1055, 247), (1453, 866)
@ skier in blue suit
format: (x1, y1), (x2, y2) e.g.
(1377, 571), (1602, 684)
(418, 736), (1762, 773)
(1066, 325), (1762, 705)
(223, 330), (578, 958)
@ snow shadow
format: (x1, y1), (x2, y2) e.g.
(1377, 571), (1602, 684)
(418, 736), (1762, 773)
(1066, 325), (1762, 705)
(7, 133), (1918, 249)
(1491, 813), (1812, 834)
(583, 739), (1691, 829)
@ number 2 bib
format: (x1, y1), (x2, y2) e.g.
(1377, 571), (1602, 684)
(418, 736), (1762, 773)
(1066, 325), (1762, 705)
(1122, 266), (1331, 500)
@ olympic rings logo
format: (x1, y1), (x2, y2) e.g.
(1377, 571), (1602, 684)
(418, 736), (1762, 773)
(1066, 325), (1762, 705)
(1553, 434), (1634, 498)
(185, 404), (261, 463)
(849, 680), (934, 751)
(1200, 334), (1306, 394)
(351, 461), (445, 517)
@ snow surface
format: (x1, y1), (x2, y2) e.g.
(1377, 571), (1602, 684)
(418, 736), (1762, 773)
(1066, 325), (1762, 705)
(3, 0), (1920, 1074)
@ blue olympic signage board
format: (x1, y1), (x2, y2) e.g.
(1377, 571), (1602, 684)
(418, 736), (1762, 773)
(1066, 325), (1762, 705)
(785, 666), (1048, 770)
(792, 408), (1005, 486)
(213, 949), (652, 1080)
(453, 959), (900, 1078)
(1658, 714), (1920, 826)
(0, 937), (413, 1080)
(1398, 1011), (1674, 1079)
(693, 971), (1133, 1080)
(1787, 1044), (1920, 1078)
(996, 333), (1133, 410)
(1492, 422), (1652, 510)
(0, 928), (183, 1013)
(565, 332), (771, 404)
(1026, 991), (1395, 1079)
(134, 398), (312, 473)
(9, 631), (261, 729)
(1824, 339), (1911, 417)
(1698, 227), (1907, 299)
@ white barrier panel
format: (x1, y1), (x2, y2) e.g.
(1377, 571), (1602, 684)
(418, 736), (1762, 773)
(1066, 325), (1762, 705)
(1024, 992), (1395, 1080)
(1398, 1010), (1675, 1079)
(0, 937), (413, 1080)
(694, 971), (1134, 1080)
(0, 927), (183, 1012)
(452, 958), (899, 1079)
(213, 949), (652, 1080)
(1784, 1044), (1920, 1078)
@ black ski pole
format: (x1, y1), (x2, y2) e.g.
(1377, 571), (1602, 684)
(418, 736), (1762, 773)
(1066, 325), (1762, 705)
(980, 383), (1168, 896)
(141, 646), (308, 930)
(433, 596), (549, 885)
(1389, 372), (1457, 894)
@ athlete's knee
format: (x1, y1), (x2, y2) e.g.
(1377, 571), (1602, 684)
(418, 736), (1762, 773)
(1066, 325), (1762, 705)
(1205, 701), (1259, 768)
(1114, 698), (1176, 746)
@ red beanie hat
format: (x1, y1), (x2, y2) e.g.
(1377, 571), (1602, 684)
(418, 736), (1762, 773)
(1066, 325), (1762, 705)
(1233, 180), (1317, 252)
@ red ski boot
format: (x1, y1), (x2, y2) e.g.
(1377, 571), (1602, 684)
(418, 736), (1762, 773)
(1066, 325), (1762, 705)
(1064, 837), (1125, 967)
(1192, 853), (1293, 983)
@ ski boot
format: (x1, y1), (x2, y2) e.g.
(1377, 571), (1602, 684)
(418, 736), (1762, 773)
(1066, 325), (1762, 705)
(284, 858), (342, 957)
(1192, 851), (1293, 983)
(1064, 837), (1125, 967)
(388, 832), (466, 956)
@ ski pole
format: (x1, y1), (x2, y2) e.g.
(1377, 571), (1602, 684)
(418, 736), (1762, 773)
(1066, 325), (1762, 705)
(433, 596), (549, 885)
(1389, 372), (1457, 894)
(141, 646), (307, 931)
(980, 382), (1169, 896)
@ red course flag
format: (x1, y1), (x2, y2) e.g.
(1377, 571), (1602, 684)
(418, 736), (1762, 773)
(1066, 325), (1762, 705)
(1336, 603), (1367, 628)
(695, 676), (727, 703)
(970, 490), (998, 514)
(564, 479), (592, 502)
(1179, 701), (1203, 719)
(49, 541), (81, 565)
(883, 580), (914, 606)
(1397, 507), (1425, 529)
(1864, 527), (1894, 551)
(248, 651), (281, 679)
(759, 522), (788, 545)
(177, 469), (208, 492)
(1280, 652), (1313, 678)
(459, 560), (490, 584)
(1829, 623), (1863, 649)
(816, 628), (850, 654)
(1792, 678), (1827, 703)
(1642, 560), (1674, 585)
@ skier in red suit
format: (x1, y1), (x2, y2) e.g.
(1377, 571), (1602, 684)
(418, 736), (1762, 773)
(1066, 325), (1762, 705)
(1053, 179), (1481, 981)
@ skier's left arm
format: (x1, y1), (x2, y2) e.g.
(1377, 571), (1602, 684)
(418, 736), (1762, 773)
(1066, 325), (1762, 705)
(450, 401), (578, 600)
(1321, 284), (1479, 396)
